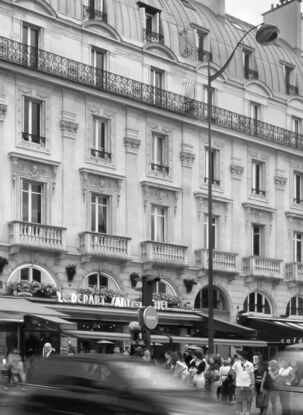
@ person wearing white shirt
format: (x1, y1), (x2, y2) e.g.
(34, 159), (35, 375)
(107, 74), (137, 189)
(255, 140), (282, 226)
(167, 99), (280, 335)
(231, 350), (255, 415)
(278, 360), (294, 415)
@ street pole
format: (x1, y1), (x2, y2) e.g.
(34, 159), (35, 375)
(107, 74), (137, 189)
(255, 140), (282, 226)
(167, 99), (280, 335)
(206, 23), (279, 355)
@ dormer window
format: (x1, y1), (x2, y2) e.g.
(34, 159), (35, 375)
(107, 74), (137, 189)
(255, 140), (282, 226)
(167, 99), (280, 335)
(138, 2), (163, 44)
(194, 28), (212, 62)
(83, 0), (107, 22)
(284, 64), (298, 95)
(242, 48), (258, 79)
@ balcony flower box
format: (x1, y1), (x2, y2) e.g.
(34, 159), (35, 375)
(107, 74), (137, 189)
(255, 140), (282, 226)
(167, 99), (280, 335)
(78, 287), (124, 303)
(8, 281), (57, 298)
(152, 292), (180, 307)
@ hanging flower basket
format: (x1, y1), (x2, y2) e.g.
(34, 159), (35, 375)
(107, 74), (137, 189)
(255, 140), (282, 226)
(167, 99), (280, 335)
(78, 287), (123, 303)
(0, 257), (8, 274)
(66, 264), (77, 283)
(129, 273), (140, 288)
(183, 278), (197, 293)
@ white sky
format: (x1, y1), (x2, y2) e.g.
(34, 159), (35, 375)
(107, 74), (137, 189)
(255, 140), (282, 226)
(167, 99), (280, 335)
(225, 0), (277, 25)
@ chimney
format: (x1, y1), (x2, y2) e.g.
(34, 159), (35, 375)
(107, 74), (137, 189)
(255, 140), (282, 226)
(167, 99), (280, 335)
(263, 0), (302, 53)
(193, 0), (225, 17)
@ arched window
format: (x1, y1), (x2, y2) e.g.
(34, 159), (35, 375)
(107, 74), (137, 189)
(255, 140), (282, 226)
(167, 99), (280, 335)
(152, 280), (179, 307)
(286, 296), (303, 316)
(194, 286), (228, 311)
(243, 292), (272, 315)
(7, 265), (57, 298)
(83, 272), (120, 292)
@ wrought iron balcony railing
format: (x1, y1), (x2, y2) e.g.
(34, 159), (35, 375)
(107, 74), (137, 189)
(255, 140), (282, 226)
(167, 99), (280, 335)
(197, 48), (213, 62)
(244, 67), (258, 79)
(293, 198), (303, 205)
(204, 177), (220, 186)
(286, 83), (299, 96)
(144, 30), (164, 45)
(22, 132), (46, 145)
(151, 163), (169, 174)
(83, 6), (107, 22)
(90, 148), (112, 160)
(0, 35), (303, 152)
(251, 188), (266, 196)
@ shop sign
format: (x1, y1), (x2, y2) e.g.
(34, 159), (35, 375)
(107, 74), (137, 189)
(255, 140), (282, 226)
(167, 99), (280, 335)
(280, 337), (303, 344)
(57, 292), (168, 311)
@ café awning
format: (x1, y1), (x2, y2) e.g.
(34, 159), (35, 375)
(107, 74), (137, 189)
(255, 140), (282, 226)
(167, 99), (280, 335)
(239, 315), (303, 344)
(0, 296), (73, 325)
(62, 329), (266, 347)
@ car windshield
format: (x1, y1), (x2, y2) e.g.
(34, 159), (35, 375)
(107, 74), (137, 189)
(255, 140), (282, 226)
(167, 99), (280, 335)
(111, 361), (189, 391)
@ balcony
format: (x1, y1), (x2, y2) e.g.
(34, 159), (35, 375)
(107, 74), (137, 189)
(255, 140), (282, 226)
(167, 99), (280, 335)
(195, 249), (238, 274)
(286, 83), (299, 96)
(79, 232), (130, 260)
(197, 48), (213, 62)
(285, 262), (303, 282)
(242, 256), (282, 279)
(141, 241), (187, 267)
(90, 148), (112, 161)
(83, 6), (107, 22)
(144, 30), (164, 45)
(0, 35), (303, 152)
(8, 221), (66, 252)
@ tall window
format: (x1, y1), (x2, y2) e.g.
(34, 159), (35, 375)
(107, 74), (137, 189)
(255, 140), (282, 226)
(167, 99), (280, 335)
(286, 296), (303, 316)
(22, 23), (39, 67)
(90, 194), (108, 233)
(22, 180), (43, 223)
(151, 205), (166, 242)
(23, 98), (44, 145)
(196, 30), (211, 62)
(203, 85), (215, 105)
(205, 148), (220, 185)
(151, 133), (168, 174)
(284, 65), (297, 95)
(150, 67), (163, 105)
(243, 50), (251, 79)
(91, 117), (111, 160)
(91, 48), (105, 87)
(87, 0), (106, 20)
(252, 160), (265, 196)
(250, 102), (260, 135)
(293, 173), (303, 204)
(139, 5), (162, 43)
(243, 292), (271, 314)
(252, 224), (264, 256)
(153, 281), (167, 294)
(203, 215), (216, 249)
(294, 232), (303, 262)
(292, 117), (301, 147)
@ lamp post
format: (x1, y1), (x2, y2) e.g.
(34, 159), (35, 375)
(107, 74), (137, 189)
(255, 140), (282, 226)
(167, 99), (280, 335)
(207, 23), (279, 354)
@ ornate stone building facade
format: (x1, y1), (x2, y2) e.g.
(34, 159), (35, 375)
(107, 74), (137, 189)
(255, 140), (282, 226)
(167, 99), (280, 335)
(1, 0), (303, 354)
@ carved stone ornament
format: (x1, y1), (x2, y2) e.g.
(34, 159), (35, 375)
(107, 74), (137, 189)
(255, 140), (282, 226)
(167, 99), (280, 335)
(180, 150), (195, 167)
(60, 120), (79, 139)
(274, 175), (287, 190)
(0, 104), (7, 122)
(285, 212), (303, 233)
(79, 168), (124, 202)
(242, 202), (275, 230)
(194, 192), (230, 218)
(230, 164), (244, 179)
(9, 152), (60, 192)
(141, 181), (180, 214)
(124, 137), (141, 154)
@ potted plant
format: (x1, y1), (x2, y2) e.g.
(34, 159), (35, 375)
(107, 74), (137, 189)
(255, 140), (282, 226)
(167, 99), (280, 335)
(78, 287), (123, 303)
(183, 278), (197, 293)
(152, 292), (180, 308)
(66, 264), (77, 283)
(0, 256), (8, 274)
(129, 272), (140, 288)
(8, 280), (57, 298)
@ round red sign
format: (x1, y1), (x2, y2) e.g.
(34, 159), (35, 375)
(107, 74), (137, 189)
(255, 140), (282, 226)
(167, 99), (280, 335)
(143, 306), (158, 330)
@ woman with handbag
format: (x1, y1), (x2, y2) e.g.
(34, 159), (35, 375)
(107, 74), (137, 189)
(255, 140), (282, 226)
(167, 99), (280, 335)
(189, 350), (206, 390)
(261, 360), (280, 415)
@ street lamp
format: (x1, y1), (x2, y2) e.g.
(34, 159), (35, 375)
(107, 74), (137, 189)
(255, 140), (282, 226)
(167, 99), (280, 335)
(207, 23), (279, 354)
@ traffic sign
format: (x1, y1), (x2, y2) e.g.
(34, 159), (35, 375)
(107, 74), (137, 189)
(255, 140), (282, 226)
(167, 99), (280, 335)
(142, 306), (158, 330)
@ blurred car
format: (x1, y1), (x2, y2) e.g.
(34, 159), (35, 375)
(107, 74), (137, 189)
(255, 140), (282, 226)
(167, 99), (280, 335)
(12, 354), (226, 415)
(273, 345), (303, 414)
